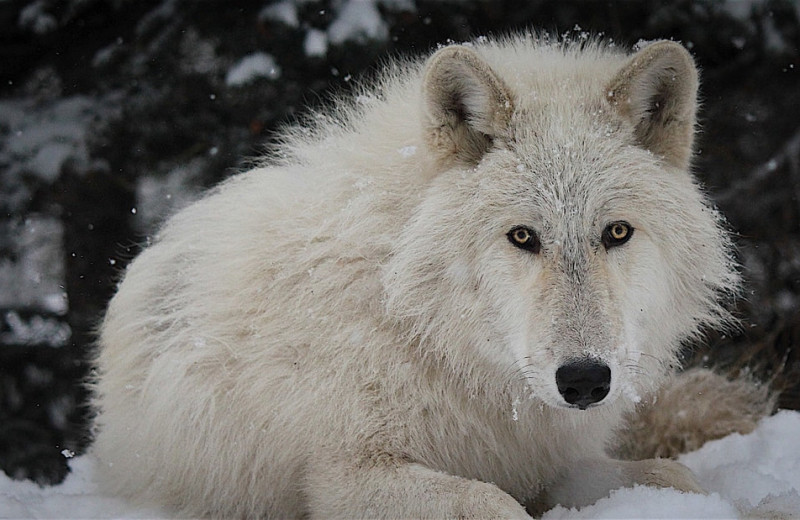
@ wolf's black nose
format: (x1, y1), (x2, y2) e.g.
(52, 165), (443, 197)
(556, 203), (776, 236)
(555, 359), (611, 410)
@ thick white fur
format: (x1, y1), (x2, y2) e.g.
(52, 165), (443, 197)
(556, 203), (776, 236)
(94, 34), (741, 518)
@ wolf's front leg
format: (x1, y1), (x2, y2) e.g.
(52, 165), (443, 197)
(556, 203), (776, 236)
(544, 457), (705, 509)
(305, 458), (531, 519)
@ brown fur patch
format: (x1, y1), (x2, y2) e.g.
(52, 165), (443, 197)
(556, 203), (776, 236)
(613, 368), (776, 460)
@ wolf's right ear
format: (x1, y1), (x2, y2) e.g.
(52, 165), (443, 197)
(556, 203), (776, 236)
(607, 41), (699, 170)
(422, 45), (514, 168)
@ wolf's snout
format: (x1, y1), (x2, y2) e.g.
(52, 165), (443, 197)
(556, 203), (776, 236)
(555, 359), (611, 410)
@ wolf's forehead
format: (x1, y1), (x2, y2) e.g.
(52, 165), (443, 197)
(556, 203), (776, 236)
(496, 133), (645, 227)
(511, 96), (619, 146)
(509, 117), (628, 192)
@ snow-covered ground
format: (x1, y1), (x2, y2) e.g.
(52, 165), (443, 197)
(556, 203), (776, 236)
(547, 411), (800, 519)
(2, 410), (798, 519)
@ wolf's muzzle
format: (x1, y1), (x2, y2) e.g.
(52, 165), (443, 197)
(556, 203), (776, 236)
(555, 358), (611, 410)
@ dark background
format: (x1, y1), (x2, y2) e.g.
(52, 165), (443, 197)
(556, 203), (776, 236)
(1, 0), (799, 486)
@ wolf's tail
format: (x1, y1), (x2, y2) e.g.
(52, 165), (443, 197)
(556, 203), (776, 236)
(612, 368), (776, 460)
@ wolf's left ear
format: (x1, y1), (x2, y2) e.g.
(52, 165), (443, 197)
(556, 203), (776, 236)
(422, 45), (514, 168)
(607, 41), (699, 170)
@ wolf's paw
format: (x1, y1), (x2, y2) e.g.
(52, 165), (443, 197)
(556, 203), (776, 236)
(456, 480), (531, 519)
(632, 458), (706, 494)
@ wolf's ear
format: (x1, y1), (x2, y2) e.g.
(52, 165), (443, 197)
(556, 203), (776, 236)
(422, 45), (514, 168)
(607, 41), (699, 170)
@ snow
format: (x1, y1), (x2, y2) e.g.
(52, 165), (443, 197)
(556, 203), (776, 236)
(544, 486), (741, 519)
(0, 96), (101, 184)
(378, 0), (416, 11)
(225, 52), (281, 86)
(679, 410), (800, 510)
(719, 0), (758, 21)
(18, 0), (57, 35)
(133, 158), (204, 232)
(259, 0), (299, 28)
(1, 411), (798, 518)
(546, 411), (800, 519)
(304, 28), (329, 58)
(0, 90), (116, 346)
(0, 217), (68, 318)
(328, 0), (389, 45)
(0, 456), (165, 519)
(178, 29), (222, 75)
(135, 0), (177, 40)
(262, 0), (413, 54)
(0, 311), (71, 348)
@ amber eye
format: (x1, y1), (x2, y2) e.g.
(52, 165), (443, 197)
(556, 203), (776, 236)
(507, 226), (541, 254)
(602, 221), (633, 249)
(512, 227), (530, 243)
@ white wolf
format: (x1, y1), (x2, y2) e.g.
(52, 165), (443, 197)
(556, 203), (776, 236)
(94, 34), (759, 517)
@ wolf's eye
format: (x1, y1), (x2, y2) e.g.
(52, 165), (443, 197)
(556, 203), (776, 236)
(602, 221), (633, 249)
(507, 226), (541, 254)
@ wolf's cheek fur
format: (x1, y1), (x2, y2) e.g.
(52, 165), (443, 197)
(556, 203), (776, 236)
(604, 233), (683, 400)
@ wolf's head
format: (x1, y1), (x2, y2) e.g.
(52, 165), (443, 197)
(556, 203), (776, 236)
(384, 38), (738, 412)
